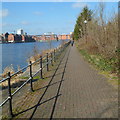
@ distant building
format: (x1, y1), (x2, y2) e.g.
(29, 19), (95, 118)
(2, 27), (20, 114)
(58, 34), (71, 40)
(25, 35), (35, 42)
(24, 32), (27, 35)
(0, 35), (4, 43)
(17, 29), (24, 35)
(7, 34), (35, 43)
(8, 34), (22, 43)
(5, 32), (9, 41)
(21, 35), (26, 42)
(0, 33), (9, 43)
(8, 34), (15, 43)
(43, 32), (54, 35)
(33, 33), (58, 41)
(34, 33), (70, 41)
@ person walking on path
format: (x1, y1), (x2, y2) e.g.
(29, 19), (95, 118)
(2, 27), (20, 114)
(71, 40), (74, 46)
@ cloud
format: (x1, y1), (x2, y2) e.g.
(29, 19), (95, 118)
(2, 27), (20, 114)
(33, 11), (42, 16)
(0, 9), (9, 17)
(21, 21), (29, 25)
(72, 2), (88, 8)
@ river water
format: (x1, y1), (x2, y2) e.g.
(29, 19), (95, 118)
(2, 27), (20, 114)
(1, 40), (66, 73)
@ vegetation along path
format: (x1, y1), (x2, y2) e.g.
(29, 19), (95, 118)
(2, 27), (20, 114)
(16, 45), (118, 119)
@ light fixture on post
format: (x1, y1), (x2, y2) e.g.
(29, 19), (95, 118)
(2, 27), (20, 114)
(84, 20), (87, 24)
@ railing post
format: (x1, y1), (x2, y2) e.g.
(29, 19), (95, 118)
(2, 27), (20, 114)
(29, 61), (33, 92)
(40, 56), (43, 79)
(8, 72), (13, 118)
(51, 52), (53, 66)
(54, 49), (55, 62)
(46, 53), (49, 71)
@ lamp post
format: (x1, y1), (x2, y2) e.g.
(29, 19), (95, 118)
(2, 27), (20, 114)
(84, 20), (87, 43)
(79, 28), (82, 38)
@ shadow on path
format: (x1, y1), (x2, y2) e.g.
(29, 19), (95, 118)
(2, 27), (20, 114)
(50, 46), (70, 120)
(13, 46), (70, 119)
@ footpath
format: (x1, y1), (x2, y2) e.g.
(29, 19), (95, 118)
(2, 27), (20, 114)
(13, 45), (118, 119)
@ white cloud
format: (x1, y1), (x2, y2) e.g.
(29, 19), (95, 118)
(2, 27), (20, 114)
(33, 11), (42, 15)
(72, 2), (88, 8)
(0, 9), (9, 17)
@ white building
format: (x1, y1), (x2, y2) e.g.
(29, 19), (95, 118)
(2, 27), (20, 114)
(44, 32), (54, 35)
(17, 29), (24, 35)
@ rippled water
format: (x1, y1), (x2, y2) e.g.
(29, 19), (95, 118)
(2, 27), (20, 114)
(1, 40), (65, 73)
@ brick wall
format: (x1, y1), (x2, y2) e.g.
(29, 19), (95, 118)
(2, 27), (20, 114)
(8, 34), (15, 42)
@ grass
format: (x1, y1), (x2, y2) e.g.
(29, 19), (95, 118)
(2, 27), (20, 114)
(79, 49), (118, 72)
(20, 75), (46, 81)
(11, 89), (16, 94)
(19, 76), (29, 79)
(77, 47), (119, 89)
(33, 76), (40, 80)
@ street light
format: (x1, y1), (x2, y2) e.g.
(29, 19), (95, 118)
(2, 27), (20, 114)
(84, 20), (87, 24)
(79, 28), (82, 38)
(84, 20), (87, 43)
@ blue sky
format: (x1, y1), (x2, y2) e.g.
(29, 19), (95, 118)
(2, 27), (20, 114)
(1, 2), (118, 35)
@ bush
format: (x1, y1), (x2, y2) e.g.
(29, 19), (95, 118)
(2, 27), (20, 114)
(2, 64), (15, 77)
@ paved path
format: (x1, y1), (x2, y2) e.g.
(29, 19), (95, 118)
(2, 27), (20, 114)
(53, 46), (118, 118)
(18, 45), (118, 119)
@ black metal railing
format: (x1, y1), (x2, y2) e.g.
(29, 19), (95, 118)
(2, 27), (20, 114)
(0, 41), (70, 118)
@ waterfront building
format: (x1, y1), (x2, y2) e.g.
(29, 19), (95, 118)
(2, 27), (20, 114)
(21, 35), (26, 42)
(0, 35), (4, 43)
(8, 34), (15, 43)
(17, 29), (24, 35)
(0, 33), (9, 43)
(25, 35), (35, 42)
(58, 34), (71, 40)
(32, 33), (58, 41)
(8, 34), (22, 43)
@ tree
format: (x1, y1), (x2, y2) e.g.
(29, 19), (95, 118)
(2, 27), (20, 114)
(81, 6), (93, 22)
(73, 24), (80, 40)
(73, 6), (93, 40)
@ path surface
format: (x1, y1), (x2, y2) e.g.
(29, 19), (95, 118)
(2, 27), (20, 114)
(53, 46), (118, 118)
(18, 45), (118, 119)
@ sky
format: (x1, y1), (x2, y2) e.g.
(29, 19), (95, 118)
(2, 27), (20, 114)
(1, 2), (118, 35)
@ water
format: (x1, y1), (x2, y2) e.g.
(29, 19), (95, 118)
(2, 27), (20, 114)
(1, 40), (66, 73)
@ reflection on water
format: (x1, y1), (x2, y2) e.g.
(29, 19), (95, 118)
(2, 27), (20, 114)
(1, 40), (65, 73)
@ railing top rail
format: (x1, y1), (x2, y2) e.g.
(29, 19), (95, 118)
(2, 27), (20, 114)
(0, 77), (9, 83)
(0, 64), (30, 82)
(11, 64), (30, 77)
(31, 55), (47, 64)
(0, 97), (9, 107)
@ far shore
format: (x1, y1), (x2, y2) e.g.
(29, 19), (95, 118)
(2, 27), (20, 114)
(0, 39), (60, 44)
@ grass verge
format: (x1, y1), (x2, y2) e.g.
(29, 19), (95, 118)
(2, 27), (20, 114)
(76, 46), (119, 89)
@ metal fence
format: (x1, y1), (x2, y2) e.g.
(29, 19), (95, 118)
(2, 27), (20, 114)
(0, 41), (70, 118)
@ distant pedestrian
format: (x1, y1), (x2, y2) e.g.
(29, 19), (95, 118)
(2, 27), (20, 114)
(71, 40), (74, 46)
